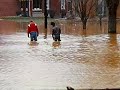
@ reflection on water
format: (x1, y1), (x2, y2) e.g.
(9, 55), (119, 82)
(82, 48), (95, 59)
(0, 20), (28, 34)
(28, 41), (39, 46)
(0, 20), (120, 89)
(52, 41), (61, 48)
(101, 34), (120, 68)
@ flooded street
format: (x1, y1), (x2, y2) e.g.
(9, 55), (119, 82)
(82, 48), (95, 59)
(0, 20), (120, 90)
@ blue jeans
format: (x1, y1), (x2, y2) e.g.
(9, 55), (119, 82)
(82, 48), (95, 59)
(30, 32), (38, 41)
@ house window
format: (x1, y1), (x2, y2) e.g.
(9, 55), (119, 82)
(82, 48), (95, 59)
(61, 0), (65, 9)
(20, 1), (28, 11)
(33, 0), (42, 10)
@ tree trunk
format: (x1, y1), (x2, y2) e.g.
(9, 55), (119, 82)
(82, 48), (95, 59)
(82, 19), (87, 29)
(83, 21), (87, 29)
(100, 17), (102, 27)
(99, 17), (102, 30)
(108, 9), (117, 33)
(106, 0), (119, 33)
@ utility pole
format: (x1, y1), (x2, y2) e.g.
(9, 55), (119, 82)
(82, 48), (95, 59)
(44, 0), (48, 39)
(44, 0), (47, 29)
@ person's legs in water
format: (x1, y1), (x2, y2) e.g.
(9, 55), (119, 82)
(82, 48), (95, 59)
(30, 32), (34, 41)
(54, 35), (57, 41)
(30, 32), (37, 41)
(52, 35), (57, 41)
(55, 35), (61, 41)
(52, 35), (55, 41)
(33, 32), (37, 41)
(58, 35), (61, 41)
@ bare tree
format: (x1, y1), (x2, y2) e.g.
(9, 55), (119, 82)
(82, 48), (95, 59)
(73, 0), (97, 29)
(105, 0), (119, 33)
(97, 0), (106, 29)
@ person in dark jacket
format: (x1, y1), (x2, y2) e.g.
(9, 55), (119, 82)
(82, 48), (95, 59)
(27, 21), (39, 41)
(50, 22), (61, 41)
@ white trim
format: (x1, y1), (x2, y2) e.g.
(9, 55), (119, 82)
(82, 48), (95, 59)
(29, 0), (31, 16)
(61, 0), (65, 9)
(33, 8), (42, 11)
(47, 0), (50, 10)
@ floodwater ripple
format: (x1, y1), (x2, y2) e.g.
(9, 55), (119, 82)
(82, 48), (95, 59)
(0, 20), (120, 90)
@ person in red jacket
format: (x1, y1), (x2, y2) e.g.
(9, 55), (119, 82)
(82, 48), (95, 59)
(27, 21), (39, 41)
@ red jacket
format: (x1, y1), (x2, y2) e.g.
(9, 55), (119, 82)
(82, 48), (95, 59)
(27, 22), (39, 35)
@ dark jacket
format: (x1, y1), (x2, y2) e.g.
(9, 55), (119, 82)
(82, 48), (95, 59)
(52, 26), (61, 36)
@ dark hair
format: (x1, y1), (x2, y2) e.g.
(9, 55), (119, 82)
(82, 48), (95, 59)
(30, 20), (33, 22)
(50, 22), (55, 26)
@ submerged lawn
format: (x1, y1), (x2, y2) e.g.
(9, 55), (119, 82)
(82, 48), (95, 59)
(0, 16), (55, 25)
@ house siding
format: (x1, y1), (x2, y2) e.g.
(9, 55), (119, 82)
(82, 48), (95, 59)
(0, 0), (20, 17)
(0, 0), (120, 18)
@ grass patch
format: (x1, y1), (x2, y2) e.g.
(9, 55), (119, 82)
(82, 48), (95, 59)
(0, 16), (55, 25)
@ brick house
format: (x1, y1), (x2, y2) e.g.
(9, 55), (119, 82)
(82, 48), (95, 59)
(0, 0), (71, 17)
(19, 0), (70, 17)
(0, 0), (120, 18)
(0, 0), (20, 17)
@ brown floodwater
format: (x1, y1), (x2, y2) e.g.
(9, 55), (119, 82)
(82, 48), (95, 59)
(0, 19), (120, 90)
